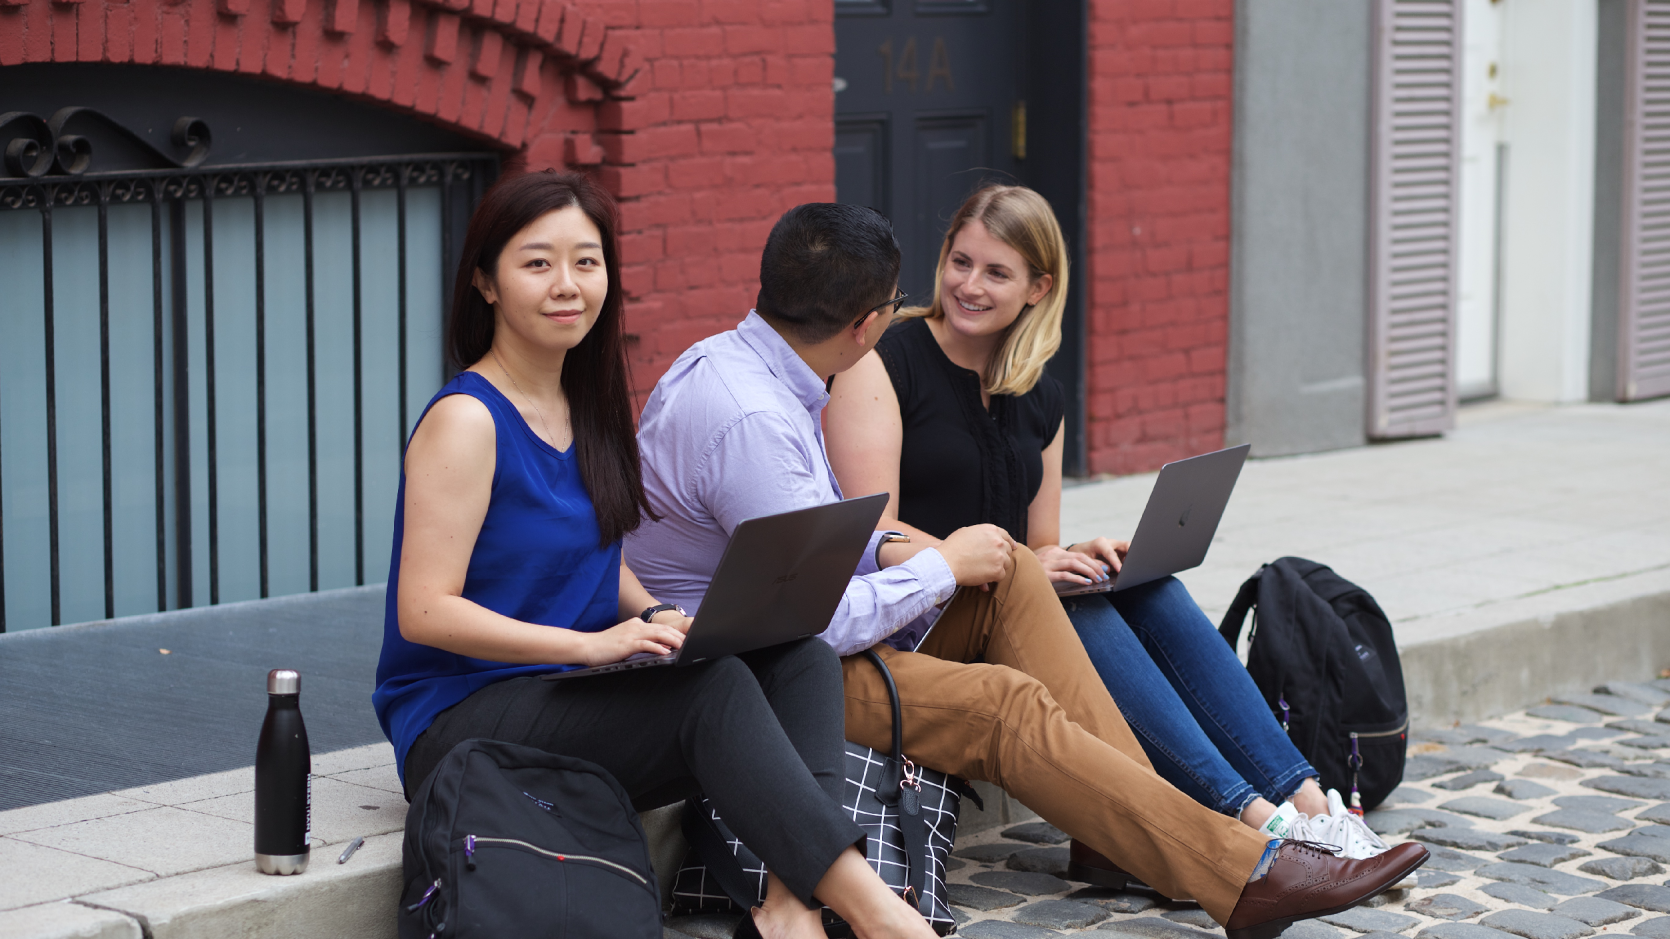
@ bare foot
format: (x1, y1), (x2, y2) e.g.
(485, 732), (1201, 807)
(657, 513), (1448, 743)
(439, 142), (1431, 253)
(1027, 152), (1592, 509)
(750, 899), (825, 939)
(848, 896), (938, 939)
(751, 873), (827, 939)
(1239, 796), (1277, 831)
(1291, 778), (1329, 818)
(812, 846), (937, 939)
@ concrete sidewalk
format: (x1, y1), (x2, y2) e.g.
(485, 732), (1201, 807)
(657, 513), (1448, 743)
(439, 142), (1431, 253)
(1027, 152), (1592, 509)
(1061, 397), (1670, 726)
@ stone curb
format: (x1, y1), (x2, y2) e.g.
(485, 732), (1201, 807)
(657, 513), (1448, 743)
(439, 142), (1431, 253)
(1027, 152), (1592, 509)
(76, 832), (402, 939)
(1400, 570), (1670, 728)
(0, 901), (143, 939)
(0, 835), (404, 939)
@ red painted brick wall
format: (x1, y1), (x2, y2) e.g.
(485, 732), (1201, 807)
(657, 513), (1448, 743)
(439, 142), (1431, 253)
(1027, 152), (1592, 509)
(521, 0), (837, 400)
(1082, 0), (1233, 475)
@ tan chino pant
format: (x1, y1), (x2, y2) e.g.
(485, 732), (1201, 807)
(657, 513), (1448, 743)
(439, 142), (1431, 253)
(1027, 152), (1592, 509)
(841, 548), (1270, 923)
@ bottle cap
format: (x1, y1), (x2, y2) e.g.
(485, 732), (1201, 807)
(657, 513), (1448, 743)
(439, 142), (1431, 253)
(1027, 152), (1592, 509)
(267, 669), (300, 695)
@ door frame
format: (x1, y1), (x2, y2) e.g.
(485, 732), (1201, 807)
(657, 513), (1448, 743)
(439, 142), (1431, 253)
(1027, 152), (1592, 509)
(1024, 0), (1089, 476)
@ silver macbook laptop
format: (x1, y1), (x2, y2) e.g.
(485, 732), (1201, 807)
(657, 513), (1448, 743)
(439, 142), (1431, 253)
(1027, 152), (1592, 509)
(544, 493), (889, 680)
(1055, 444), (1251, 598)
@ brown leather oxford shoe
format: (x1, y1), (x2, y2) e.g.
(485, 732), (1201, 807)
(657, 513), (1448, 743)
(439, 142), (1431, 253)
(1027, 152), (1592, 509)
(1224, 840), (1428, 939)
(1066, 839), (1154, 893)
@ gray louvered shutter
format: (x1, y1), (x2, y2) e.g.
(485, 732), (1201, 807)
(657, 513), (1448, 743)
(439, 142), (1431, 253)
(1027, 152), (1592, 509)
(1619, 0), (1670, 400)
(1367, 0), (1463, 437)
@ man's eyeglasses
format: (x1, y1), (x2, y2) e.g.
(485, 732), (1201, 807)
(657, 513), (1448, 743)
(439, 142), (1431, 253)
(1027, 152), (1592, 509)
(855, 289), (909, 328)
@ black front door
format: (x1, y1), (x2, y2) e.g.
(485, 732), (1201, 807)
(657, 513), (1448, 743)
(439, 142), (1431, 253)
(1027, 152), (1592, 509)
(833, 0), (1024, 301)
(834, 0), (1087, 475)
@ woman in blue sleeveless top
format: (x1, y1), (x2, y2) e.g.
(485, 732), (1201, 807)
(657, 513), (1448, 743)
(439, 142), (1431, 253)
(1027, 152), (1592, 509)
(373, 171), (936, 939)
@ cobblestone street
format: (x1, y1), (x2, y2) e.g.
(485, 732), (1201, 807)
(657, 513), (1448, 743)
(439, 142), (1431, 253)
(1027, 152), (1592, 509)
(665, 678), (1670, 939)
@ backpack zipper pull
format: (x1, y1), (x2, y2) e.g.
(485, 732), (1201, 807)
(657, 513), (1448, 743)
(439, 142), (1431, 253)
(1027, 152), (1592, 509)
(1277, 695), (1290, 732)
(408, 878), (441, 912)
(465, 834), (476, 871)
(1348, 733), (1365, 817)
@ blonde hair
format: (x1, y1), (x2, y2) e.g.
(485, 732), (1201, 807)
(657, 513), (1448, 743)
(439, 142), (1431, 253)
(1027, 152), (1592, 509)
(900, 185), (1069, 396)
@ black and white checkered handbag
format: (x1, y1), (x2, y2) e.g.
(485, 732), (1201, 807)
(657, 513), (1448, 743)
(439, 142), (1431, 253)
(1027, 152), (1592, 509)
(669, 650), (977, 936)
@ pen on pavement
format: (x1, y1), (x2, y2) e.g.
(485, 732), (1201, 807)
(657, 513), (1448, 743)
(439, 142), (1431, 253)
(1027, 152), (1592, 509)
(338, 836), (365, 864)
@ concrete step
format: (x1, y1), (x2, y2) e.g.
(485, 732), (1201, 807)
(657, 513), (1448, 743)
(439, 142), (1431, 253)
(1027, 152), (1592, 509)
(0, 744), (406, 939)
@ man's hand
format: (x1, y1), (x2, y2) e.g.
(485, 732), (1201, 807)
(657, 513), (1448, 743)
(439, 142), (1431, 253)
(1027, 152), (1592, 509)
(578, 617), (690, 667)
(937, 524), (1016, 588)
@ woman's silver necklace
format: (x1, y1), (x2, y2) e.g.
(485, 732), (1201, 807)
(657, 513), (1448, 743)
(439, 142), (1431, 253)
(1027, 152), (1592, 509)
(493, 352), (566, 446)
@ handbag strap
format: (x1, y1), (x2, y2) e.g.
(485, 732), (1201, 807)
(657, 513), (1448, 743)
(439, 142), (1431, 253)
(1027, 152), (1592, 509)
(861, 648), (906, 765)
(861, 648), (932, 919)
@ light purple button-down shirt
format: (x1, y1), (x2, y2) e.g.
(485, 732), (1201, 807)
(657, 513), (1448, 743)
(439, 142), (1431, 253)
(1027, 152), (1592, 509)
(625, 311), (957, 657)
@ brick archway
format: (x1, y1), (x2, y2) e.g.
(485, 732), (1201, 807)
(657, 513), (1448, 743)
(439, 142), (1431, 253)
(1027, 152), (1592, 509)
(0, 0), (641, 168)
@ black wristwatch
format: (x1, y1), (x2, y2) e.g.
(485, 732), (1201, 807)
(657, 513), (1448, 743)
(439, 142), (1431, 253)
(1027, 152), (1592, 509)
(639, 603), (685, 623)
(875, 531), (910, 569)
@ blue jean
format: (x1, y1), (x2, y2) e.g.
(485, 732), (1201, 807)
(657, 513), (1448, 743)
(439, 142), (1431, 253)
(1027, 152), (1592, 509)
(1062, 576), (1317, 817)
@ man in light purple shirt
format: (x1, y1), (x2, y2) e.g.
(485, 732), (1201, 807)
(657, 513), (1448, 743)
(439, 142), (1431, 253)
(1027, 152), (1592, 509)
(626, 204), (1427, 936)
(623, 308), (961, 656)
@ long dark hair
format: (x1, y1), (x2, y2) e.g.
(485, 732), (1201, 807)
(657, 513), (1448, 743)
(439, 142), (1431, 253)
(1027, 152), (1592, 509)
(446, 169), (655, 545)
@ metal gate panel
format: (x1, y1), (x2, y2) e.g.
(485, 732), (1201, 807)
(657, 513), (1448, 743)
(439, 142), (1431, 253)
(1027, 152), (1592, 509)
(1620, 0), (1670, 400)
(0, 112), (495, 631)
(1368, 0), (1464, 437)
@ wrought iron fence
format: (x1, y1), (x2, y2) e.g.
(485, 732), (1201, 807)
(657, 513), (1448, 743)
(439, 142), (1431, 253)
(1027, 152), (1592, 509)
(0, 110), (497, 630)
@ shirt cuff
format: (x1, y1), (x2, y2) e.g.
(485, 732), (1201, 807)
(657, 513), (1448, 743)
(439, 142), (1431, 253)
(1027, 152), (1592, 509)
(902, 547), (957, 605)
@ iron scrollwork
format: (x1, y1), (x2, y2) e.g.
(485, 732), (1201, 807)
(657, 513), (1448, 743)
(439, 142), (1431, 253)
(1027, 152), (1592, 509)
(0, 107), (211, 179)
(0, 150), (496, 214)
(0, 112), (55, 178)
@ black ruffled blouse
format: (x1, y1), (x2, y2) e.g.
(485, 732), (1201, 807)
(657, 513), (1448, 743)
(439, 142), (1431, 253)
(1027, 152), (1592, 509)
(872, 317), (1064, 544)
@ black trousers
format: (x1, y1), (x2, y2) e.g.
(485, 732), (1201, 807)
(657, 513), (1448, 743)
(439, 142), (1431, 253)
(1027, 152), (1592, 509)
(404, 638), (863, 905)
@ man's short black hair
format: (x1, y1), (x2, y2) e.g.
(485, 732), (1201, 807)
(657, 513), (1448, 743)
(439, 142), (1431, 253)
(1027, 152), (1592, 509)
(756, 203), (901, 343)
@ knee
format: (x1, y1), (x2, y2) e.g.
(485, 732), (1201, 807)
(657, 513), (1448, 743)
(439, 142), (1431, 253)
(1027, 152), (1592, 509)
(982, 666), (1060, 724)
(998, 545), (1056, 597)
(1064, 594), (1122, 630)
(758, 638), (843, 701)
(689, 655), (755, 703)
(1010, 544), (1046, 581)
(1122, 576), (1207, 632)
(782, 636), (840, 675)
(1133, 575), (1194, 609)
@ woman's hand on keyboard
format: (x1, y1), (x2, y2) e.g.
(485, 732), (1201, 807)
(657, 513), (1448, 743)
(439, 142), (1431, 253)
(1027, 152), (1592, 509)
(580, 618), (689, 667)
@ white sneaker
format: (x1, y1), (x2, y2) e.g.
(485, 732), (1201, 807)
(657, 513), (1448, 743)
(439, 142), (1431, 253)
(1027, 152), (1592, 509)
(1319, 788), (1390, 858)
(1316, 789), (1417, 890)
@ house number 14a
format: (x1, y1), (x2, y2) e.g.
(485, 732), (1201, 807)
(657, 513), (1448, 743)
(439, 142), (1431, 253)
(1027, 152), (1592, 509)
(878, 37), (955, 94)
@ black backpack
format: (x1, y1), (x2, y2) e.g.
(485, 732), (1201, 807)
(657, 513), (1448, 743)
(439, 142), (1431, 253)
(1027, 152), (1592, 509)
(1218, 557), (1408, 813)
(399, 739), (661, 939)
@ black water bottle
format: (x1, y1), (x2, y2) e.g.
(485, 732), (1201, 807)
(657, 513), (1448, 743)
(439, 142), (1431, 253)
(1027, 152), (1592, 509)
(254, 668), (312, 874)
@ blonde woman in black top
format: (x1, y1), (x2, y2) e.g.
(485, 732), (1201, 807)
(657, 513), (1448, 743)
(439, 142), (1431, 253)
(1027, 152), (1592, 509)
(825, 186), (1387, 857)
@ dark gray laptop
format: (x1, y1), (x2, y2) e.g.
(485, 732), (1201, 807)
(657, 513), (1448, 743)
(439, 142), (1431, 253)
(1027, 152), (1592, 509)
(1055, 444), (1251, 598)
(545, 493), (889, 679)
